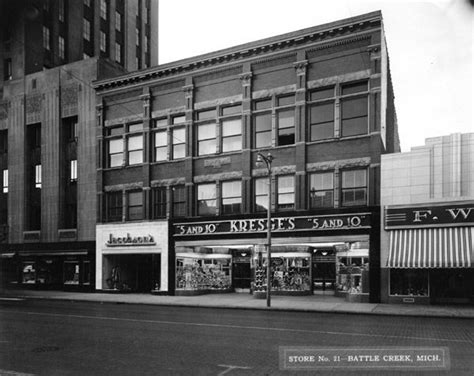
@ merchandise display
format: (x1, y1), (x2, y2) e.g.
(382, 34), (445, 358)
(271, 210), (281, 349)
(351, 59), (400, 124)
(176, 256), (232, 291)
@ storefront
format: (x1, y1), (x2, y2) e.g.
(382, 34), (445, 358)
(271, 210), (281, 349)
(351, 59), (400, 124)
(96, 222), (169, 293)
(172, 210), (380, 302)
(0, 243), (95, 291)
(383, 202), (474, 305)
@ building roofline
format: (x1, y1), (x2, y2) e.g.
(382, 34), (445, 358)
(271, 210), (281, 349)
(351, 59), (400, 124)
(94, 11), (383, 92)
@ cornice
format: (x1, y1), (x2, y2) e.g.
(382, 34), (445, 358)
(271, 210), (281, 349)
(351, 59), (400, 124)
(94, 12), (382, 93)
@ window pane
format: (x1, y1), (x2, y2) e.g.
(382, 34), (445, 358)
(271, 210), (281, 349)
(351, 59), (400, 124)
(310, 173), (333, 190)
(155, 131), (167, 147)
(310, 87), (334, 101)
(342, 81), (368, 96)
(128, 135), (143, 150)
(109, 139), (123, 153)
(222, 181), (241, 198)
(255, 178), (268, 195)
(256, 132), (271, 148)
(222, 105), (241, 116)
(173, 144), (185, 159)
(341, 117), (367, 137)
(310, 103), (334, 124)
(222, 119), (241, 137)
(128, 123), (143, 132)
(311, 122), (334, 141)
(255, 196), (268, 212)
(278, 176), (294, 193)
(108, 126), (123, 136)
(128, 150), (143, 165)
(255, 113), (272, 132)
(155, 118), (168, 127)
(222, 135), (241, 152)
(254, 99), (271, 110)
(278, 110), (294, 129)
(342, 97), (368, 118)
(198, 184), (216, 200)
(155, 147), (167, 161)
(198, 139), (216, 156)
(110, 154), (123, 167)
(198, 123), (215, 140)
(172, 115), (186, 124)
(342, 170), (366, 188)
(172, 128), (185, 144)
(128, 191), (142, 206)
(278, 95), (295, 106)
(197, 109), (217, 121)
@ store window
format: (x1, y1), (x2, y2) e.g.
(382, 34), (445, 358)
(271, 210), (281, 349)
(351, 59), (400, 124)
(83, 261), (91, 285)
(309, 172), (333, 208)
(254, 178), (269, 212)
(22, 262), (36, 284)
(341, 169), (367, 206)
(309, 87), (335, 141)
(108, 138), (123, 167)
(172, 127), (185, 159)
(172, 185), (186, 217)
(390, 269), (429, 296)
(197, 123), (216, 156)
(277, 176), (294, 210)
(154, 130), (167, 161)
(152, 187), (167, 219)
(341, 81), (369, 137)
(127, 191), (143, 220)
(336, 244), (369, 294)
(197, 183), (216, 216)
(64, 261), (80, 285)
(106, 191), (122, 222)
(254, 113), (272, 149)
(221, 118), (241, 153)
(221, 181), (241, 214)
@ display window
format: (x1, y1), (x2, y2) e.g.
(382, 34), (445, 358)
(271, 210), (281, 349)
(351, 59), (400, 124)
(390, 269), (429, 297)
(22, 262), (36, 284)
(64, 261), (80, 285)
(335, 247), (369, 293)
(253, 252), (312, 293)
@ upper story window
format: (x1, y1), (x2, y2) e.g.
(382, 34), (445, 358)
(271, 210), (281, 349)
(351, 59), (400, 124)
(197, 123), (216, 156)
(135, 28), (140, 46)
(277, 175), (294, 210)
(341, 169), (367, 206)
(254, 178), (269, 212)
(196, 109), (217, 121)
(100, 0), (108, 20)
(115, 11), (122, 32)
(42, 26), (50, 50)
(59, 36), (65, 60)
(152, 187), (167, 219)
(309, 86), (335, 141)
(115, 42), (122, 63)
(83, 19), (91, 41)
(197, 183), (216, 216)
(254, 113), (272, 149)
(221, 181), (241, 214)
(127, 191), (143, 220)
(108, 138), (123, 167)
(35, 165), (42, 189)
(106, 191), (122, 222)
(172, 127), (186, 159)
(277, 109), (295, 146)
(340, 81), (369, 137)
(70, 160), (77, 182)
(221, 118), (241, 153)
(309, 172), (333, 208)
(58, 0), (65, 22)
(154, 130), (167, 162)
(100, 31), (107, 52)
(2, 169), (8, 193)
(152, 116), (186, 161)
(172, 185), (186, 218)
(127, 124), (143, 165)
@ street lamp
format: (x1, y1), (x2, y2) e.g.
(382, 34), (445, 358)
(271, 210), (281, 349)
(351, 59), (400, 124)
(256, 152), (274, 308)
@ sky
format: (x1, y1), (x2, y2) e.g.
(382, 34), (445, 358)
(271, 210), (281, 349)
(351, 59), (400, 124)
(158, 0), (473, 152)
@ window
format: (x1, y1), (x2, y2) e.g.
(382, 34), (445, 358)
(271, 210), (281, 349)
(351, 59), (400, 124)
(254, 178), (269, 212)
(100, 0), (108, 19)
(309, 172), (333, 208)
(152, 187), (167, 219)
(136, 28), (140, 46)
(64, 116), (78, 142)
(172, 115), (186, 125)
(106, 191), (122, 222)
(390, 269), (429, 296)
(127, 135), (143, 165)
(309, 87), (335, 141)
(254, 99), (271, 111)
(127, 191), (143, 220)
(197, 123), (216, 156)
(172, 127), (185, 159)
(222, 104), (241, 116)
(197, 183), (216, 216)
(59, 36), (65, 60)
(0, 130), (7, 154)
(221, 119), (241, 152)
(172, 185), (186, 217)
(58, 0), (64, 22)
(115, 11), (122, 32)
(341, 81), (369, 137)
(35, 165), (42, 188)
(221, 181), (241, 214)
(277, 176), (294, 210)
(2, 169), (8, 193)
(197, 109), (217, 121)
(3, 58), (12, 80)
(42, 26), (50, 50)
(278, 95), (295, 107)
(70, 160), (77, 182)
(144, 36), (149, 53)
(341, 169), (367, 206)
(83, 19), (91, 41)
(28, 124), (41, 150)
(277, 109), (295, 146)
(108, 138), (123, 167)
(100, 31), (107, 52)
(254, 113), (272, 148)
(154, 130), (167, 161)
(115, 42), (122, 63)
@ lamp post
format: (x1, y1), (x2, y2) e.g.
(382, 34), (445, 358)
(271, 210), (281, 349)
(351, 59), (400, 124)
(256, 152), (274, 308)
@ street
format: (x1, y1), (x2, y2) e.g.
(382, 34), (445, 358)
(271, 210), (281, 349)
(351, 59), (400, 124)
(0, 299), (472, 375)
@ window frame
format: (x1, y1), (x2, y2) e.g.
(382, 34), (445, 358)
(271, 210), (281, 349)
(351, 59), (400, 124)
(2, 169), (8, 193)
(127, 190), (143, 221)
(197, 122), (216, 156)
(34, 165), (42, 189)
(83, 19), (91, 41)
(126, 123), (144, 165)
(309, 172), (334, 208)
(106, 191), (122, 222)
(254, 177), (269, 213)
(69, 160), (78, 183)
(277, 175), (295, 211)
(340, 80), (369, 138)
(341, 168), (368, 207)
(42, 26), (50, 50)
(309, 86), (336, 141)
(172, 185), (186, 218)
(221, 117), (242, 153)
(152, 187), (167, 219)
(221, 180), (242, 215)
(196, 183), (217, 216)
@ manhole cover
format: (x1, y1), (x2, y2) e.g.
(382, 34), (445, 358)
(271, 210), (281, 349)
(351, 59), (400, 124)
(32, 346), (60, 353)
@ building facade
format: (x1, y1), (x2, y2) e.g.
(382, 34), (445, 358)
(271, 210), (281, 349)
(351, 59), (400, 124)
(381, 133), (474, 304)
(0, 0), (158, 291)
(94, 11), (399, 301)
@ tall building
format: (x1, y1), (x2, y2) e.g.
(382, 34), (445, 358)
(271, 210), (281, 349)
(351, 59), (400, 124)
(381, 133), (474, 305)
(0, 0), (158, 291)
(93, 11), (399, 301)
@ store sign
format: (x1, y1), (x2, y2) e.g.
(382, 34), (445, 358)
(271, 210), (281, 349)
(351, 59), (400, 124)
(385, 203), (474, 229)
(105, 233), (156, 247)
(174, 213), (370, 237)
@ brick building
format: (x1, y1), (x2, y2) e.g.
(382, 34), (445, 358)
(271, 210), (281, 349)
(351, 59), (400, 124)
(0, 0), (158, 291)
(94, 11), (399, 301)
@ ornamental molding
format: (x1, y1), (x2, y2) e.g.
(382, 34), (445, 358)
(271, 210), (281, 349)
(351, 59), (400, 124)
(306, 157), (371, 172)
(293, 60), (308, 75)
(104, 182), (144, 192)
(151, 106), (187, 119)
(252, 85), (296, 100)
(104, 114), (143, 127)
(151, 177), (186, 187)
(252, 165), (296, 177)
(194, 95), (242, 110)
(306, 34), (371, 55)
(239, 72), (252, 86)
(194, 171), (242, 183)
(307, 70), (370, 89)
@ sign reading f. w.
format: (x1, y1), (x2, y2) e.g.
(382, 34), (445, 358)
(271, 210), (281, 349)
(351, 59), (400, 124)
(385, 202), (474, 229)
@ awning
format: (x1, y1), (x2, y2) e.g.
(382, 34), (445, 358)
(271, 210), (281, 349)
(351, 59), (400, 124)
(387, 227), (473, 268)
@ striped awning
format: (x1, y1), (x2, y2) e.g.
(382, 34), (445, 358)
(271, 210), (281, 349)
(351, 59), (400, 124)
(387, 227), (473, 268)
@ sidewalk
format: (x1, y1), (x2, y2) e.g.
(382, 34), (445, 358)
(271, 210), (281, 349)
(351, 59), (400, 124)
(1, 288), (473, 319)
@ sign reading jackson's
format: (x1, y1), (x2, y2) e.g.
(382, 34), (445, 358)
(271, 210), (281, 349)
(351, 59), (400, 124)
(174, 213), (370, 237)
(385, 203), (474, 229)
